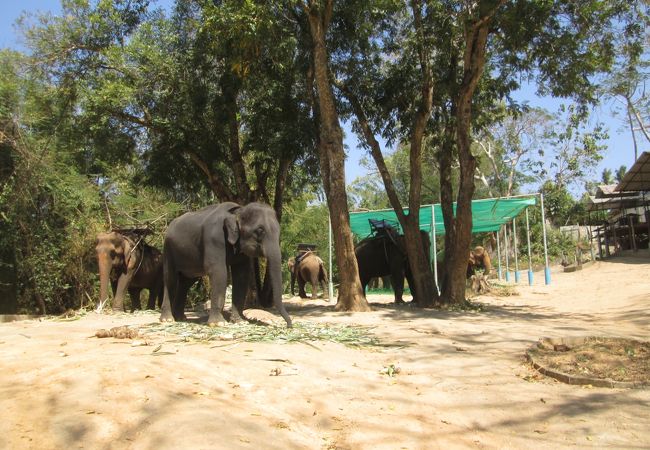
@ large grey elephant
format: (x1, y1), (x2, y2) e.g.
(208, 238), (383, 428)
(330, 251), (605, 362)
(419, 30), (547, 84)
(159, 202), (292, 327)
(355, 228), (431, 303)
(95, 231), (163, 312)
(287, 252), (329, 299)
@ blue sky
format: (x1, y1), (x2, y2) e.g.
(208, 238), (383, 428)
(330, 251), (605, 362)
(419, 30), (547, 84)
(1, 0), (640, 191)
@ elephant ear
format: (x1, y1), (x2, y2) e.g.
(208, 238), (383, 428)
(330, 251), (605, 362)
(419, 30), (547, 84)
(225, 207), (240, 246)
(122, 237), (137, 270)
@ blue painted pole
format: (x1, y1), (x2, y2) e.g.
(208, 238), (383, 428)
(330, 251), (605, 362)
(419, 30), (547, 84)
(513, 218), (520, 283)
(525, 208), (533, 285)
(540, 193), (551, 285)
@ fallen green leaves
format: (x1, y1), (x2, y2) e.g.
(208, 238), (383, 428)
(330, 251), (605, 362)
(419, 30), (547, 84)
(138, 321), (383, 348)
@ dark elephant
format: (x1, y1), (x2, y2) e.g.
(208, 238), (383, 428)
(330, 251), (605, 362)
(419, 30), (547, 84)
(95, 231), (163, 312)
(467, 246), (493, 278)
(287, 252), (329, 299)
(160, 202), (292, 327)
(355, 229), (431, 303)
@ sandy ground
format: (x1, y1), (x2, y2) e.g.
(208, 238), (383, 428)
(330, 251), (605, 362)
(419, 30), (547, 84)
(1, 255), (649, 450)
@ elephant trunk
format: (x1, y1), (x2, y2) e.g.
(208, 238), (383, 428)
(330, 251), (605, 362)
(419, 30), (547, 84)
(97, 251), (112, 306)
(265, 244), (292, 328)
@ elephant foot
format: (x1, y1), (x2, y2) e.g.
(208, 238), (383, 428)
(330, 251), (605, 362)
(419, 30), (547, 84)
(160, 308), (176, 322)
(230, 314), (245, 324)
(208, 313), (227, 327)
(229, 309), (245, 323)
(395, 298), (405, 304)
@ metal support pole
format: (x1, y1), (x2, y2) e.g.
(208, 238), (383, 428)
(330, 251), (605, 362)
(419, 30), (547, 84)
(431, 206), (439, 295)
(496, 226), (503, 280)
(525, 208), (533, 285)
(597, 227), (603, 259)
(645, 192), (650, 255)
(629, 214), (637, 252)
(504, 223), (511, 282)
(328, 215), (334, 300)
(540, 193), (551, 285)
(513, 218), (520, 283)
(588, 212), (595, 261)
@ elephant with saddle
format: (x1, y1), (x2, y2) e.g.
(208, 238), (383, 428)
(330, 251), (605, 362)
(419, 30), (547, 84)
(96, 231), (164, 312)
(287, 251), (329, 299)
(355, 225), (431, 303)
(159, 202), (292, 327)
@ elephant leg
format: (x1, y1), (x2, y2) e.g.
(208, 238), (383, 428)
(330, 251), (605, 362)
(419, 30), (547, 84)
(160, 258), (176, 322)
(129, 287), (142, 312)
(146, 288), (156, 310)
(172, 275), (195, 321)
(298, 274), (308, 299)
(149, 275), (164, 310)
(230, 259), (250, 323)
(207, 262), (228, 326)
(157, 284), (164, 308)
(112, 272), (134, 312)
(390, 271), (405, 304)
(405, 268), (417, 303)
(319, 277), (327, 299)
(309, 273), (319, 298)
(319, 265), (329, 299)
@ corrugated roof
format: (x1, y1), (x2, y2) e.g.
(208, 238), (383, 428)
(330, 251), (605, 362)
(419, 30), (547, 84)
(587, 195), (645, 212)
(595, 184), (637, 198)
(615, 151), (650, 192)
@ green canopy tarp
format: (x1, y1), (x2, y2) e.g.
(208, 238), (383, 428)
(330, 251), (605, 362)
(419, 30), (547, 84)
(350, 196), (537, 238)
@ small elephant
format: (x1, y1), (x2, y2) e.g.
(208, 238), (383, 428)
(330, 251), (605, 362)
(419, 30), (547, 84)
(287, 252), (329, 299)
(467, 246), (492, 278)
(160, 202), (292, 327)
(95, 231), (163, 312)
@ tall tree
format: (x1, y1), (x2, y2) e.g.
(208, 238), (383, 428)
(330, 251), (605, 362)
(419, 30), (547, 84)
(301, 0), (369, 311)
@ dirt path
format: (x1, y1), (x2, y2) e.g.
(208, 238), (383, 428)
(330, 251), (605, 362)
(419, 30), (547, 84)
(1, 256), (649, 449)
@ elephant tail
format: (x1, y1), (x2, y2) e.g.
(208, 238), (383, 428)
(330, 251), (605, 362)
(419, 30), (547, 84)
(319, 262), (329, 284)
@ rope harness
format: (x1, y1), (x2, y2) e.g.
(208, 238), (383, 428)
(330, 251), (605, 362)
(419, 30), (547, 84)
(122, 233), (146, 276)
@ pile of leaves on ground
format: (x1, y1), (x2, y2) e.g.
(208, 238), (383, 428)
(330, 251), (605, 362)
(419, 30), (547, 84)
(137, 320), (383, 348)
(529, 337), (650, 384)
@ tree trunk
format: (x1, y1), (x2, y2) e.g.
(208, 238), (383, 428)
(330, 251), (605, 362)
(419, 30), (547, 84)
(306, 0), (369, 312)
(438, 124), (456, 297)
(0, 245), (18, 314)
(440, 5), (496, 304)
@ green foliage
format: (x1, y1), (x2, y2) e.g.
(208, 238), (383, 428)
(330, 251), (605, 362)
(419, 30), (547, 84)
(0, 139), (103, 313)
(348, 142), (449, 209)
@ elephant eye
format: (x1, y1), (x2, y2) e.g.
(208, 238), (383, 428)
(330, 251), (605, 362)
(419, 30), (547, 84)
(256, 226), (265, 236)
